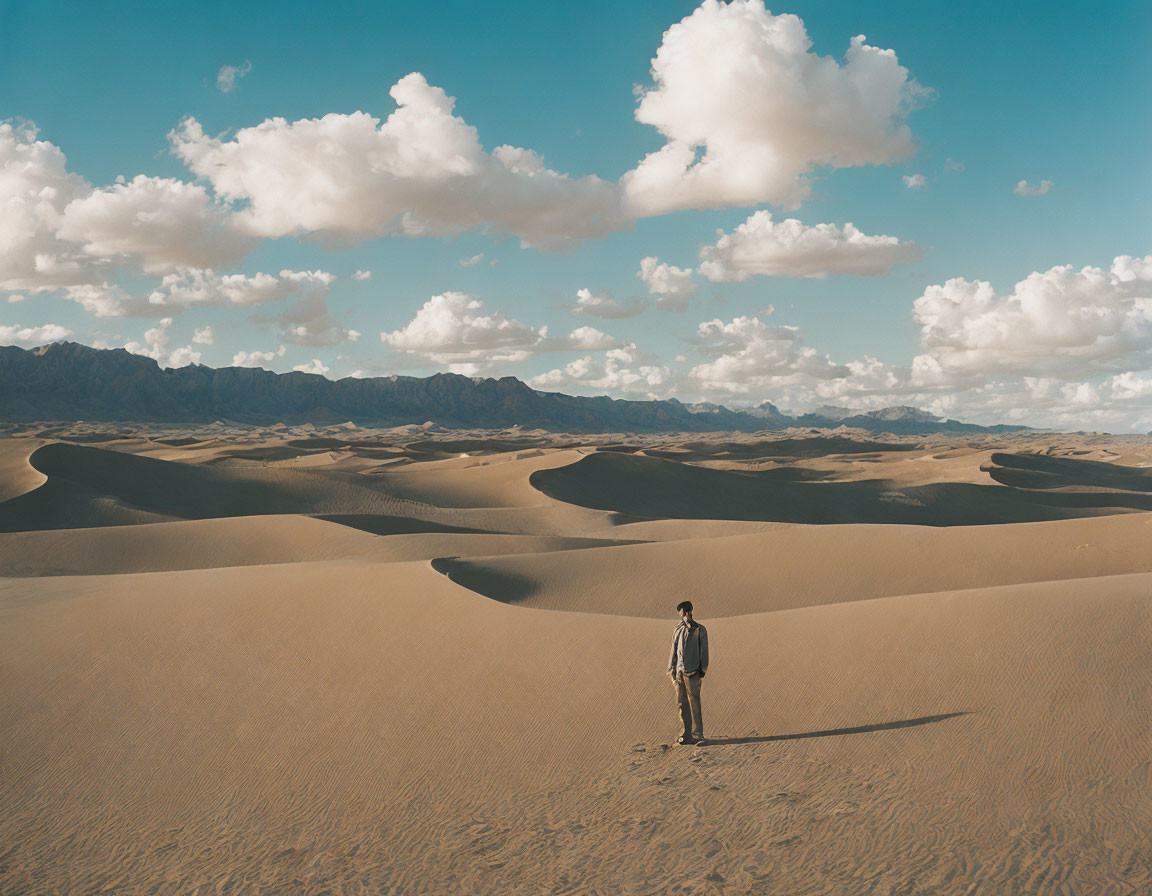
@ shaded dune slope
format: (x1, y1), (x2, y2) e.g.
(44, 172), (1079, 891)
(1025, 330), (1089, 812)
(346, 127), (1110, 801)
(0, 442), (616, 535)
(530, 451), (1152, 525)
(984, 450), (1152, 491)
(0, 515), (638, 577)
(433, 512), (1152, 616)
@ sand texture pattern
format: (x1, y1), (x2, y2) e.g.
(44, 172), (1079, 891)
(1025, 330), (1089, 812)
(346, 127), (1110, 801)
(0, 424), (1149, 895)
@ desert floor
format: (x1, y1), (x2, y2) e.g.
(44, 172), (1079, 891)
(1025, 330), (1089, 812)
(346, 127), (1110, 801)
(1, 421), (1149, 895)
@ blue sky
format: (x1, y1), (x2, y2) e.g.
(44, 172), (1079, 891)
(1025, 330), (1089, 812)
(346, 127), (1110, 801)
(1, 0), (1150, 428)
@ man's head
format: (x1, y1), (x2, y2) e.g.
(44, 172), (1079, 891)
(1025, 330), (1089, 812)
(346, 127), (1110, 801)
(676, 600), (693, 622)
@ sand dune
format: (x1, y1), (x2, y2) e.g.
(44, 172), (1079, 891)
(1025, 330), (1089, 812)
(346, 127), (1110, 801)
(0, 559), (1147, 894)
(0, 442), (602, 535)
(0, 438), (48, 503)
(1, 430), (1149, 894)
(0, 515), (640, 577)
(433, 512), (1152, 616)
(531, 450), (1152, 524)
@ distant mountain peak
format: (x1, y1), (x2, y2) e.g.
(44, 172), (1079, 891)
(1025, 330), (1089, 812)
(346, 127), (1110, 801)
(865, 406), (942, 423)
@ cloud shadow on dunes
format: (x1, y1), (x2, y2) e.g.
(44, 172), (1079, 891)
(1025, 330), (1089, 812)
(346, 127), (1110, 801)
(705, 711), (973, 746)
(529, 452), (1152, 526)
(984, 452), (1152, 492)
(644, 436), (920, 462)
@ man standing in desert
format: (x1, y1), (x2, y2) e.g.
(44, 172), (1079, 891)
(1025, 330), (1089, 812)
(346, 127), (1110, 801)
(668, 600), (709, 745)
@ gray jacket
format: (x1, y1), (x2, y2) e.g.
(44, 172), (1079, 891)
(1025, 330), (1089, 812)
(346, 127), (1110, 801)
(668, 620), (709, 675)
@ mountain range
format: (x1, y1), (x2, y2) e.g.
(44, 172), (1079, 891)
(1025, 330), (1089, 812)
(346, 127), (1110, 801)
(1, 342), (1027, 435)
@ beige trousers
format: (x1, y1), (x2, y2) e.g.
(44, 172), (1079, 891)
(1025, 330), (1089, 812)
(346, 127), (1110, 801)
(674, 671), (703, 738)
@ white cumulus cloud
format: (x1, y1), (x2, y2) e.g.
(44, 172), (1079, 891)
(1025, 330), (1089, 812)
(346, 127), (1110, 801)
(0, 122), (93, 293)
(698, 211), (922, 280)
(690, 313), (848, 395)
(170, 73), (627, 250)
(292, 358), (330, 376)
(62, 268), (338, 318)
(192, 325), (214, 344)
(382, 292), (548, 371)
(903, 173), (926, 190)
(529, 344), (675, 398)
(638, 256), (697, 311)
(351, 269), (372, 280)
(57, 175), (250, 273)
(232, 345), (286, 367)
(0, 123), (254, 296)
(0, 323), (73, 345)
(622, 1), (927, 216)
(912, 255), (1152, 380)
(566, 325), (622, 351)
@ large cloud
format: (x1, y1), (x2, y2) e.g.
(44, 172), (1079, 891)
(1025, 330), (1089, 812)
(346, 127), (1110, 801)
(0, 323), (73, 346)
(0, 123), (250, 295)
(62, 268), (339, 318)
(57, 175), (250, 273)
(383, 292), (547, 371)
(0, 123), (92, 292)
(622, 1), (927, 216)
(698, 211), (922, 280)
(690, 313), (848, 395)
(382, 292), (621, 373)
(528, 344), (675, 398)
(912, 255), (1152, 380)
(170, 73), (627, 250)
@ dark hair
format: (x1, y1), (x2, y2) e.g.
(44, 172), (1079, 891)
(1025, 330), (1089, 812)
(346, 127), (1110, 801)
(676, 600), (693, 614)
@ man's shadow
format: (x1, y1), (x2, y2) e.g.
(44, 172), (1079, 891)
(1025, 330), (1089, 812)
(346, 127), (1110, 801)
(705, 711), (971, 746)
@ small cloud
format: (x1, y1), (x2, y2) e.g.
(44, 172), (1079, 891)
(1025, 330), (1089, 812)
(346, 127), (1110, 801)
(903, 173), (927, 190)
(192, 325), (214, 345)
(8, 294), (24, 303)
(167, 346), (202, 368)
(460, 253), (486, 267)
(351, 269), (372, 281)
(567, 325), (623, 351)
(216, 60), (252, 93)
(293, 358), (330, 376)
(232, 345), (285, 368)
(572, 287), (647, 319)
(945, 158), (965, 172)
(638, 256), (696, 312)
(1014, 179), (1053, 197)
